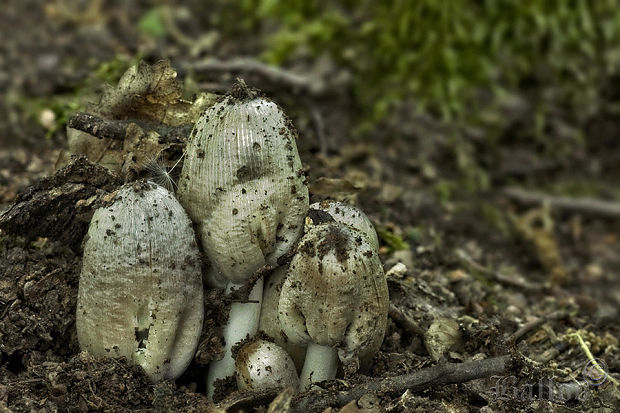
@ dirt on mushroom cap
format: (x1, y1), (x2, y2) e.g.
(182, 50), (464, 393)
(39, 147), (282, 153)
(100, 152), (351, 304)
(278, 222), (388, 364)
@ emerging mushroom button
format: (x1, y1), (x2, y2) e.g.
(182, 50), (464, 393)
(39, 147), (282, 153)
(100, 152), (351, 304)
(235, 338), (299, 392)
(278, 221), (389, 390)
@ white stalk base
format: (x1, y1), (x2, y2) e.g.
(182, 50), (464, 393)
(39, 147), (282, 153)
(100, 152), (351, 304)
(206, 278), (263, 399)
(299, 343), (338, 391)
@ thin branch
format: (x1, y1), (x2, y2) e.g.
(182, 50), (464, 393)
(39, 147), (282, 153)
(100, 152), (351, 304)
(67, 112), (130, 141)
(67, 112), (192, 144)
(455, 249), (548, 293)
(503, 187), (620, 219)
(291, 355), (511, 413)
(507, 311), (567, 343)
(388, 303), (426, 337)
(186, 57), (330, 95)
(227, 264), (274, 303)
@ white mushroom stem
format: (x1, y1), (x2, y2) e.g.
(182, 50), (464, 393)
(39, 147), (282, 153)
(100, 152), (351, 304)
(206, 278), (264, 399)
(299, 343), (339, 391)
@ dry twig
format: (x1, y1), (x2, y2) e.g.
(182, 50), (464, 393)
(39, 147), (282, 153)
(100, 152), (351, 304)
(507, 311), (567, 343)
(187, 57), (329, 95)
(503, 187), (620, 219)
(455, 249), (548, 293)
(67, 112), (191, 144)
(291, 355), (511, 413)
(388, 303), (426, 337)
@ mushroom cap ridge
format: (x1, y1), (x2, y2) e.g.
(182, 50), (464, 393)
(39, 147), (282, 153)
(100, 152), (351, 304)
(76, 181), (204, 381)
(178, 94), (308, 288)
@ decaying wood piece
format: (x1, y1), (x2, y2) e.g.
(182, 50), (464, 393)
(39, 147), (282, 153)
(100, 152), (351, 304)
(59, 60), (216, 173)
(290, 355), (512, 413)
(0, 155), (122, 250)
(67, 112), (193, 144)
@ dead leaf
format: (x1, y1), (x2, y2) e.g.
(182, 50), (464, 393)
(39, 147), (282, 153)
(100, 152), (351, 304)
(60, 61), (217, 174)
(267, 387), (295, 413)
(510, 205), (567, 284)
(310, 177), (360, 202)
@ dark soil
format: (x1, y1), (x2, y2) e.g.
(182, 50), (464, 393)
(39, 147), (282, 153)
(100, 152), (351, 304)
(1, 1), (619, 413)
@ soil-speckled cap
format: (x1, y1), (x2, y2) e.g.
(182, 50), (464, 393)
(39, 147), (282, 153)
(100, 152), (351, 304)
(76, 181), (203, 381)
(278, 221), (388, 364)
(177, 80), (309, 287)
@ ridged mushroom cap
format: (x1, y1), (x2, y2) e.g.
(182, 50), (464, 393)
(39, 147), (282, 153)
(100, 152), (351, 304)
(278, 222), (388, 363)
(178, 83), (308, 287)
(76, 181), (204, 381)
(309, 200), (379, 251)
(235, 338), (299, 392)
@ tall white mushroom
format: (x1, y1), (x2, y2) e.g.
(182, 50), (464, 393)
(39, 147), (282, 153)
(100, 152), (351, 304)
(177, 80), (308, 398)
(76, 181), (204, 381)
(278, 221), (389, 390)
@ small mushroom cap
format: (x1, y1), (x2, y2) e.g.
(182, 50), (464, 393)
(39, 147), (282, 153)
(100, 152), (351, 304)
(278, 222), (388, 364)
(76, 181), (203, 381)
(309, 200), (379, 251)
(235, 339), (299, 392)
(178, 92), (308, 287)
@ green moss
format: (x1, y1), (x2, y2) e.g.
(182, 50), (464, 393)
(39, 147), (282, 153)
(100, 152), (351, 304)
(480, 203), (511, 238)
(376, 227), (410, 253)
(91, 55), (139, 85)
(138, 7), (167, 38)
(434, 180), (456, 204)
(238, 0), (618, 125)
(217, 0), (620, 192)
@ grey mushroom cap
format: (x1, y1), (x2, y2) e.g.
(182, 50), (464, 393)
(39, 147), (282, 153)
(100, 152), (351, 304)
(178, 92), (308, 288)
(235, 338), (299, 392)
(309, 200), (379, 251)
(76, 181), (204, 381)
(278, 222), (389, 364)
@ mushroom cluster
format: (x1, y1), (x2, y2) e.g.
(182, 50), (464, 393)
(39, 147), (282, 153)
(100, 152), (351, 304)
(75, 80), (389, 399)
(264, 201), (388, 390)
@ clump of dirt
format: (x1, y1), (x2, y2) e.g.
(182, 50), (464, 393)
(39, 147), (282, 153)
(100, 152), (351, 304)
(0, 155), (121, 251)
(0, 351), (211, 412)
(0, 236), (80, 367)
(316, 224), (350, 263)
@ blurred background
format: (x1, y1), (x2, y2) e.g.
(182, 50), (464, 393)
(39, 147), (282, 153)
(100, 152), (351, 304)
(3, 0), (620, 281)
(2, 0), (620, 196)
